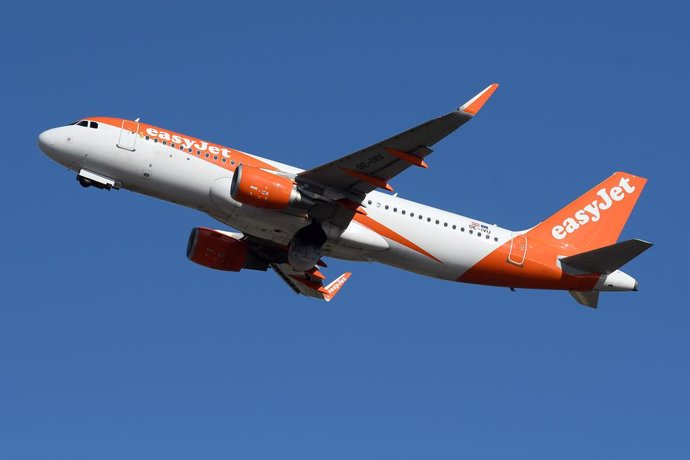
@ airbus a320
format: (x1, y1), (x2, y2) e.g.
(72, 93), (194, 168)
(38, 84), (651, 307)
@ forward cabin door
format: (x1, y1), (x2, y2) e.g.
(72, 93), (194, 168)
(508, 234), (527, 266)
(117, 119), (139, 151)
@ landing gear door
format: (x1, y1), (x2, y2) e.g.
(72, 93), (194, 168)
(117, 119), (139, 151)
(508, 234), (527, 266)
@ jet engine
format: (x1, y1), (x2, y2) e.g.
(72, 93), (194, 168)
(288, 222), (328, 271)
(230, 164), (306, 210)
(186, 227), (268, 271)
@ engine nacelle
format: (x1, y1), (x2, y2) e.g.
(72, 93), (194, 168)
(288, 222), (328, 271)
(230, 164), (301, 209)
(186, 227), (267, 272)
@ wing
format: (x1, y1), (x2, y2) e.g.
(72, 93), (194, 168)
(271, 263), (351, 302)
(236, 233), (352, 302)
(297, 83), (499, 199)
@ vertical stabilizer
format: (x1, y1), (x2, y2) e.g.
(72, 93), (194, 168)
(528, 172), (647, 255)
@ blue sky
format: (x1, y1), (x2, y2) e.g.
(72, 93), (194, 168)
(1, 1), (688, 458)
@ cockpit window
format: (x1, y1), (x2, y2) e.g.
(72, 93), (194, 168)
(77, 120), (88, 127)
(89, 121), (98, 129)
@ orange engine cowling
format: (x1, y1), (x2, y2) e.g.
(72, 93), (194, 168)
(230, 164), (300, 209)
(186, 227), (250, 271)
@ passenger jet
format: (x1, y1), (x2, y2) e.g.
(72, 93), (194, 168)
(38, 84), (651, 307)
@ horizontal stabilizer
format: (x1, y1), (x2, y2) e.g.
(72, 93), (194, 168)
(560, 239), (653, 275)
(569, 290), (600, 308)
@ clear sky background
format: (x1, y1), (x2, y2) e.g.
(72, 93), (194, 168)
(1, 1), (688, 459)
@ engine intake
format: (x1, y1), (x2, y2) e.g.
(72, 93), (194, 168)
(230, 164), (302, 209)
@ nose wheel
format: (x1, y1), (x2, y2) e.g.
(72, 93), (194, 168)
(75, 171), (117, 190)
(77, 176), (92, 188)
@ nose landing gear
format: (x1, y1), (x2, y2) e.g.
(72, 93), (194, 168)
(76, 169), (119, 190)
(77, 176), (93, 188)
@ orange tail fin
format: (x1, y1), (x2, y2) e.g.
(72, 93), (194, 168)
(528, 172), (647, 255)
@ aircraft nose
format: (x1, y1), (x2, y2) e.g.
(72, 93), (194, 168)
(38, 128), (58, 156)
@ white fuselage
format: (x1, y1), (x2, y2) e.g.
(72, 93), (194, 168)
(38, 121), (512, 282)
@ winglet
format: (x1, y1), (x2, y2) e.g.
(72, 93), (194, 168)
(459, 83), (499, 116)
(323, 272), (352, 302)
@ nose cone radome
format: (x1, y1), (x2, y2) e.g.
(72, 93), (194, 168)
(38, 128), (60, 159)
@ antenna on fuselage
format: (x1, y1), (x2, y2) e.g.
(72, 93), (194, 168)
(134, 117), (140, 122)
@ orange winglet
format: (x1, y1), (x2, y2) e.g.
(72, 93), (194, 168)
(340, 168), (394, 192)
(337, 198), (367, 215)
(384, 148), (428, 168)
(460, 83), (499, 116)
(322, 272), (352, 301)
(290, 272), (352, 301)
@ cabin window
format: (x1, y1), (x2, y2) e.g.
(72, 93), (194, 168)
(410, 212), (414, 217)
(452, 225), (457, 229)
(402, 210), (406, 215)
(494, 237), (499, 242)
(385, 205), (389, 210)
(435, 220), (440, 225)
(393, 207), (397, 212)
(444, 222), (448, 227)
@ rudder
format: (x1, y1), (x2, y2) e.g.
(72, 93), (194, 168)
(528, 172), (647, 255)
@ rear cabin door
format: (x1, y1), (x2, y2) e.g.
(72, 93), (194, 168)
(117, 120), (139, 151)
(508, 234), (527, 266)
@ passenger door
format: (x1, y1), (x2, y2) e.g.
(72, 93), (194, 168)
(117, 120), (139, 151)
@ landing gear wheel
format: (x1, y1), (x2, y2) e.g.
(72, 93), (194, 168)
(77, 176), (92, 188)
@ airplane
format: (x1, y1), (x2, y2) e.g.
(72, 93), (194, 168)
(38, 84), (651, 308)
